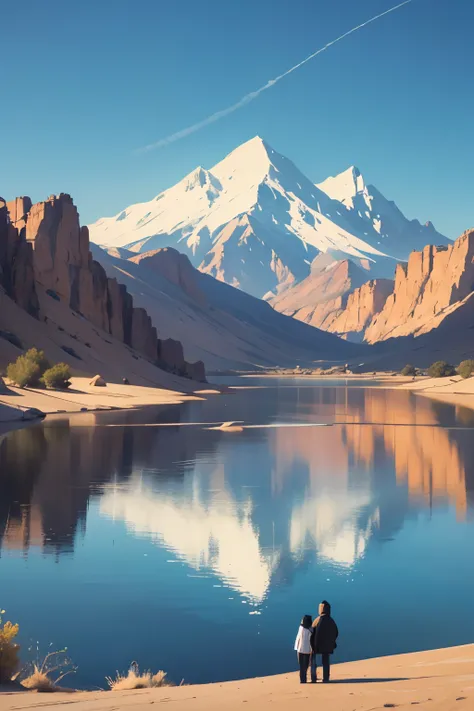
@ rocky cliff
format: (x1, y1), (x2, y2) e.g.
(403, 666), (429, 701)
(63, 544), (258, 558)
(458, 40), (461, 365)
(0, 197), (38, 316)
(365, 230), (474, 343)
(1, 195), (205, 381)
(328, 278), (394, 340)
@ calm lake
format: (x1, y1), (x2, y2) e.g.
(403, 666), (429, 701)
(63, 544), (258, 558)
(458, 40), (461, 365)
(1, 378), (473, 688)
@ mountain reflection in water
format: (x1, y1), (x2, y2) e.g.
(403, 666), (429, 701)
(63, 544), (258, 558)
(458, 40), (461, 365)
(0, 382), (473, 687)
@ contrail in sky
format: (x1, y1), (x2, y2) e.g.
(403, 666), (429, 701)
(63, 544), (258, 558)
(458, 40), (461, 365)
(137, 0), (412, 153)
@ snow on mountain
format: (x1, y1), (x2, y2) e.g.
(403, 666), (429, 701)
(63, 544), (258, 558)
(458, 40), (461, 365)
(317, 166), (448, 260)
(89, 137), (448, 299)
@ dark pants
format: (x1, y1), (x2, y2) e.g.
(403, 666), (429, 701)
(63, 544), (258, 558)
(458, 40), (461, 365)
(297, 653), (310, 683)
(311, 653), (330, 682)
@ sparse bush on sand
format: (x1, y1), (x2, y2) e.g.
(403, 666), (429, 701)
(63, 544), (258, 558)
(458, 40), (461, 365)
(457, 359), (474, 379)
(21, 648), (77, 692)
(42, 363), (71, 390)
(427, 360), (456, 378)
(401, 364), (416, 376)
(0, 610), (20, 683)
(106, 666), (172, 691)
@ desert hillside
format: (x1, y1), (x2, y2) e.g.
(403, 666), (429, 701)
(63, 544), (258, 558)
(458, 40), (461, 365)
(91, 244), (364, 371)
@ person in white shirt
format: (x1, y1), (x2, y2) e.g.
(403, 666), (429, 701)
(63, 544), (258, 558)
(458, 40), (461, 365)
(294, 614), (313, 683)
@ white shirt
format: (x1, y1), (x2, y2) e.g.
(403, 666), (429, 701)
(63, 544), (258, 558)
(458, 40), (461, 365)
(294, 625), (312, 654)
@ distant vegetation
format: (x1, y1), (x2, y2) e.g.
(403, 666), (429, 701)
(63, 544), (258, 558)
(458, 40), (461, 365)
(457, 359), (474, 379)
(400, 360), (474, 379)
(6, 348), (71, 389)
(427, 361), (457, 378)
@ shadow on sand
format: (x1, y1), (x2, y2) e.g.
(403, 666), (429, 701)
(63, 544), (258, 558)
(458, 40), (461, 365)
(327, 677), (426, 684)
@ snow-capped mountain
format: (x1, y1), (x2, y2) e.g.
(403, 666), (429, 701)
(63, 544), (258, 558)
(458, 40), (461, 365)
(317, 166), (446, 260)
(89, 137), (448, 299)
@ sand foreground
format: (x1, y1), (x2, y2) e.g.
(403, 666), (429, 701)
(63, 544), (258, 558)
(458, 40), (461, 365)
(0, 645), (472, 711)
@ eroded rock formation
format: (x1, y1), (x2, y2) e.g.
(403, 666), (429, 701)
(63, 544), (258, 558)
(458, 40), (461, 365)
(365, 231), (474, 343)
(1, 198), (38, 316)
(1, 194), (205, 381)
(329, 278), (394, 340)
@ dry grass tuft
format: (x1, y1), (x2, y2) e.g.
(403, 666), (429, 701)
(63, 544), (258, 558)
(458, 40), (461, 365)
(21, 668), (59, 692)
(106, 668), (171, 691)
(20, 649), (76, 692)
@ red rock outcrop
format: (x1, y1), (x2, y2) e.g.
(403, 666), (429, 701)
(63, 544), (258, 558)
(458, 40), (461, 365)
(1, 194), (205, 381)
(329, 278), (394, 340)
(365, 231), (474, 343)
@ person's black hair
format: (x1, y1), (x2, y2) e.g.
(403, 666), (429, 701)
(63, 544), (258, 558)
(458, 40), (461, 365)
(320, 600), (331, 614)
(301, 614), (312, 629)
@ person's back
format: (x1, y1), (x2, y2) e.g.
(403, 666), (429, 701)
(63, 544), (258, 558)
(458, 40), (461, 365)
(310, 600), (338, 683)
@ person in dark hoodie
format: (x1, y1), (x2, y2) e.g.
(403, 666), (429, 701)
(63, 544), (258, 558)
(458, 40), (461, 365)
(310, 600), (338, 683)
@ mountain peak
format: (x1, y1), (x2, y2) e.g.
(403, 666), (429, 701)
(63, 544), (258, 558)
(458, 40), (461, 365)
(211, 135), (275, 185)
(317, 166), (367, 204)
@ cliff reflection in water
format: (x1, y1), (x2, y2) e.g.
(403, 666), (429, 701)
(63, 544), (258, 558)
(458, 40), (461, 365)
(0, 386), (473, 602)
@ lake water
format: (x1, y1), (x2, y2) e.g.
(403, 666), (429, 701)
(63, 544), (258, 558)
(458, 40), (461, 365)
(1, 378), (473, 688)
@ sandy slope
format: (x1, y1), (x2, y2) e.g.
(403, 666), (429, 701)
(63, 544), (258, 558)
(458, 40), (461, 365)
(0, 287), (203, 390)
(399, 374), (474, 409)
(0, 645), (472, 710)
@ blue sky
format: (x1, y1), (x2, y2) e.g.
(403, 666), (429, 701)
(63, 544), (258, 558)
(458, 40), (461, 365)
(2, 0), (472, 237)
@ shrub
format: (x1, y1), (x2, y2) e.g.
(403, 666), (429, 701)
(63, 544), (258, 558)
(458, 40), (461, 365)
(457, 359), (474, 379)
(0, 610), (20, 683)
(106, 665), (172, 691)
(427, 360), (456, 378)
(42, 363), (71, 390)
(401, 364), (416, 376)
(24, 348), (50, 373)
(6, 356), (41, 388)
(6, 348), (50, 388)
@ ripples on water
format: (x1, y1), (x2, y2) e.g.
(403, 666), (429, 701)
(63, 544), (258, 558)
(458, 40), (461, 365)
(0, 379), (473, 688)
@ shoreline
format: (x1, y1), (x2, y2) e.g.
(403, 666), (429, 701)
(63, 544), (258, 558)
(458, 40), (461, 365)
(0, 644), (472, 710)
(0, 377), (224, 437)
(3, 373), (474, 438)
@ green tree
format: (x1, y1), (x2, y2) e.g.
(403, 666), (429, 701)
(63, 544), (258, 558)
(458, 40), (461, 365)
(401, 364), (416, 376)
(457, 359), (474, 379)
(427, 360), (456, 378)
(42, 363), (71, 390)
